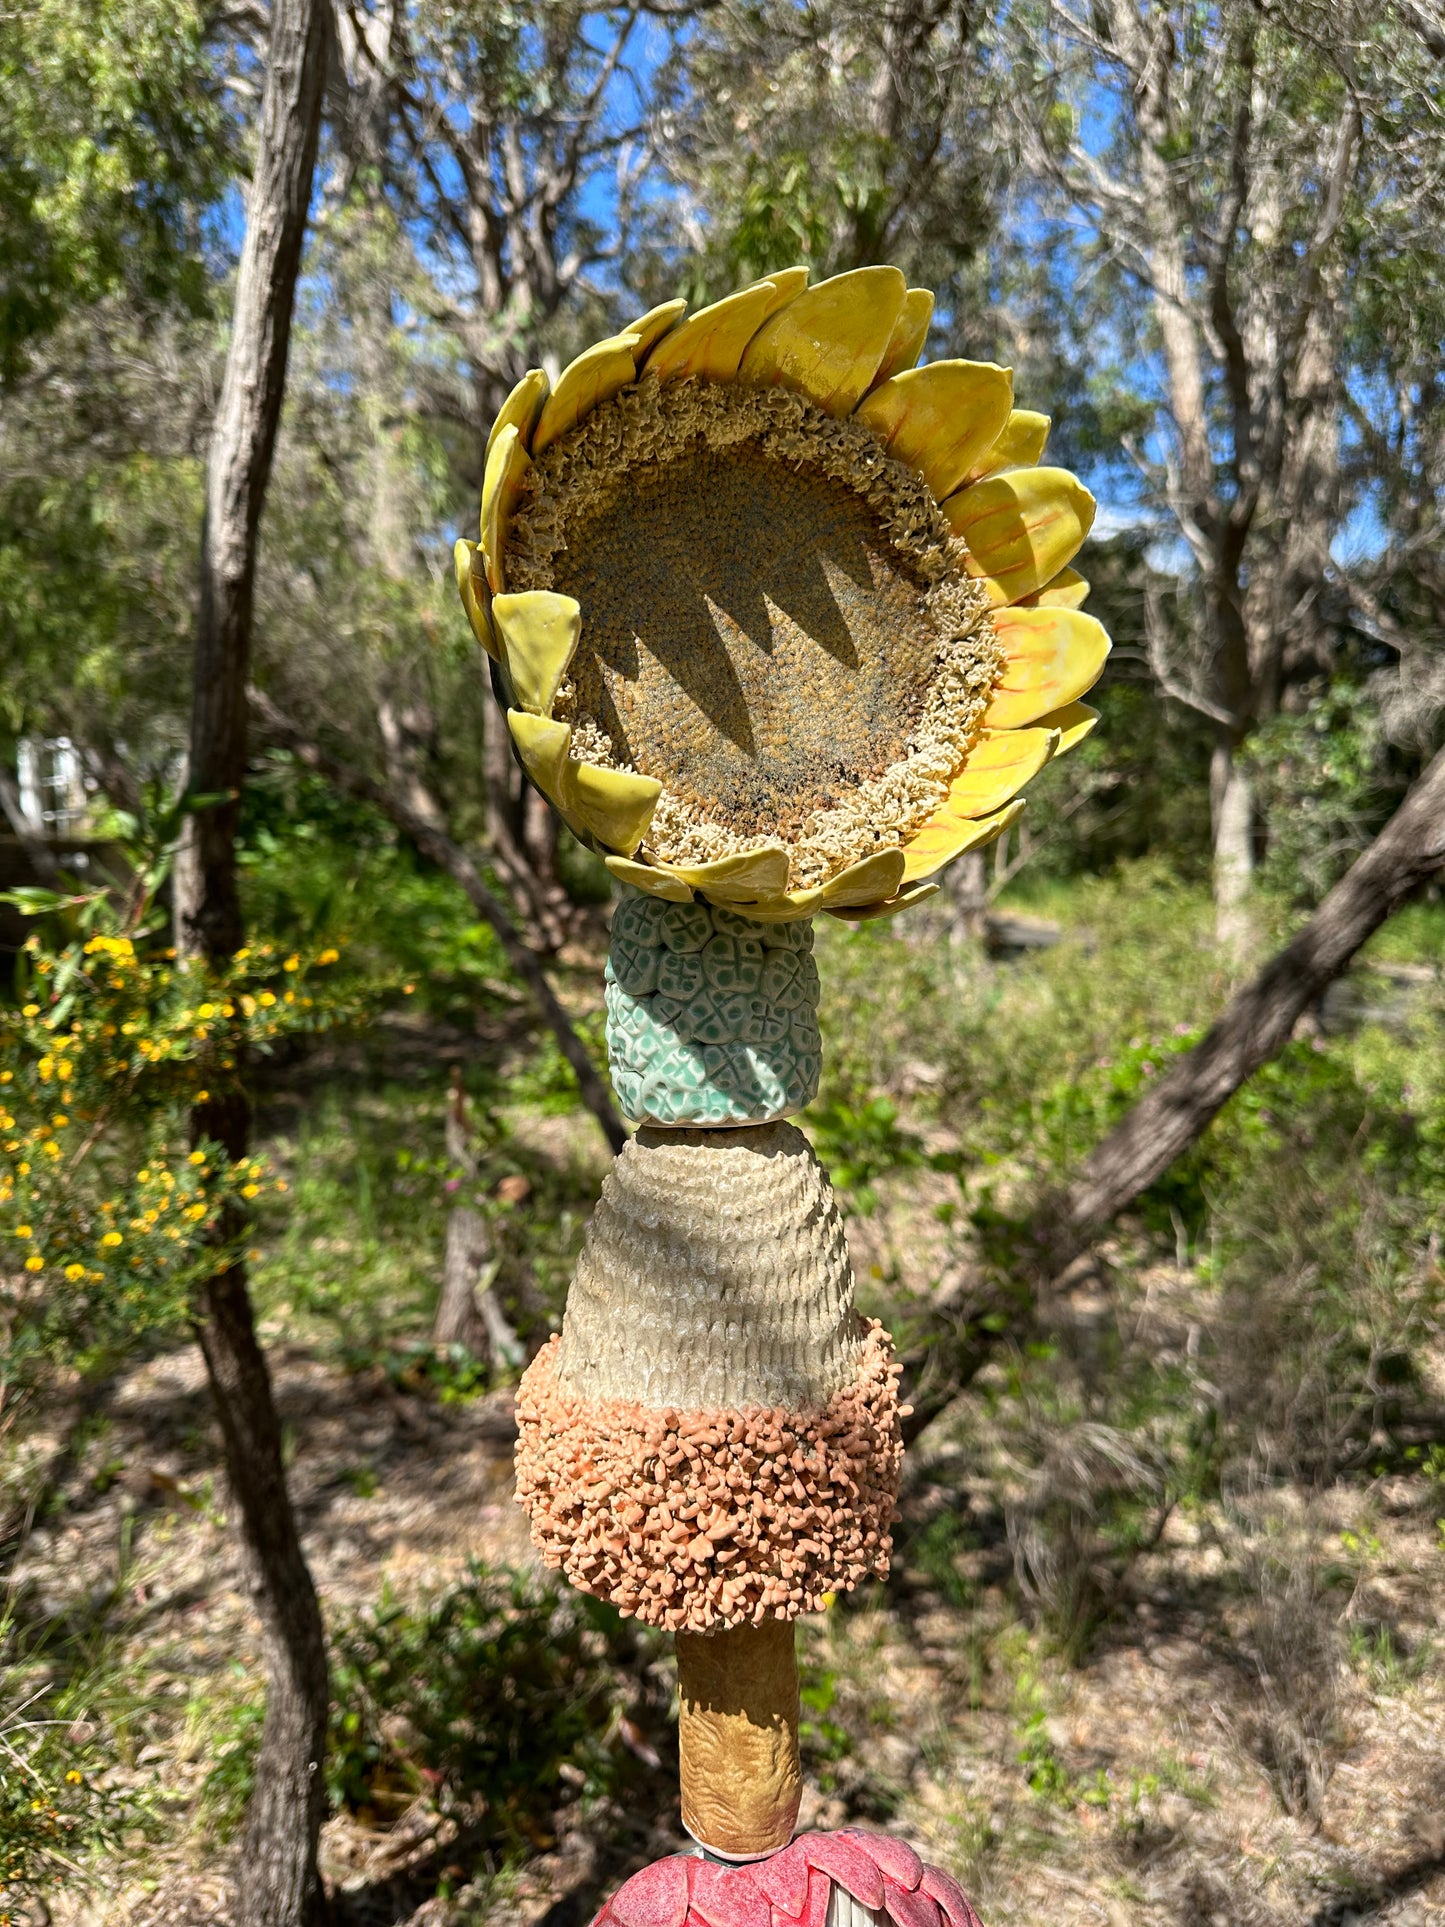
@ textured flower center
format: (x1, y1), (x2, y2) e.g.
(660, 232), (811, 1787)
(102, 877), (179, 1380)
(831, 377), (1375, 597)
(551, 446), (943, 837)
(507, 379), (1001, 887)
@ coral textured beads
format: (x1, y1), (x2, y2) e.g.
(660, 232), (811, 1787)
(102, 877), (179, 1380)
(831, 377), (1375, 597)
(605, 895), (821, 1126)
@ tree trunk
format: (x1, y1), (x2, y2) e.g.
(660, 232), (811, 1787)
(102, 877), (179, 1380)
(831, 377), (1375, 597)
(177, 2), (332, 1921)
(1211, 737), (1255, 952)
(433, 1069), (524, 1364)
(943, 850), (989, 946)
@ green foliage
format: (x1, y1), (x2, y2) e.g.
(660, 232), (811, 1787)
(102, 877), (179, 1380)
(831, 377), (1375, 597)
(797, 1655), (852, 1782)
(0, 0), (226, 379)
(805, 1093), (923, 1217)
(1242, 683), (1393, 904)
(326, 1564), (623, 1837)
(238, 769), (510, 1020)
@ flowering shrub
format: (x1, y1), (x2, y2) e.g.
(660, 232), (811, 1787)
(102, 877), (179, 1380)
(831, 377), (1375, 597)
(0, 921), (361, 1390)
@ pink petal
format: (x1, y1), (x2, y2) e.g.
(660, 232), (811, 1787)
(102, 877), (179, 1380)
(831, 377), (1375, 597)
(800, 1835), (885, 1911)
(691, 1860), (774, 1927)
(883, 1879), (939, 1927)
(751, 1842), (813, 1919)
(610, 1856), (694, 1927)
(840, 1833), (923, 1892)
(918, 1867), (981, 1927)
(799, 1869), (832, 1927)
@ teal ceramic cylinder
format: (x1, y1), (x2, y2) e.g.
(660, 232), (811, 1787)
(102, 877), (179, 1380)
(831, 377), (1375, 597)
(604, 895), (822, 1126)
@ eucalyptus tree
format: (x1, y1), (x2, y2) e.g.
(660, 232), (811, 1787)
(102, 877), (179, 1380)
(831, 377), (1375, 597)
(652, 0), (1009, 313)
(1019, 0), (1445, 940)
(176, 0), (334, 1915)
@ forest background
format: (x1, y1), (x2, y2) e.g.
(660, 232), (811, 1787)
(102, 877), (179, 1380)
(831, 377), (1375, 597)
(2, 2), (1444, 1924)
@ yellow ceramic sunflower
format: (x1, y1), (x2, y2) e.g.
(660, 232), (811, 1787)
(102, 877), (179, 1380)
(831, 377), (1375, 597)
(455, 266), (1108, 921)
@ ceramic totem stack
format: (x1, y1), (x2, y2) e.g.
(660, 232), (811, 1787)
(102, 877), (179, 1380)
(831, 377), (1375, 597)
(459, 260), (1115, 1927)
(515, 891), (901, 1858)
(514, 889), (991, 1926)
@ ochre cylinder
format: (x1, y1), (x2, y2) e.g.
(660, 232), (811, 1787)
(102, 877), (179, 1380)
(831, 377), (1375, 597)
(676, 1618), (802, 1857)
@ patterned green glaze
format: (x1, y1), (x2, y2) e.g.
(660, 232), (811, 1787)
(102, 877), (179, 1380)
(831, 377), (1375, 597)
(605, 895), (822, 1126)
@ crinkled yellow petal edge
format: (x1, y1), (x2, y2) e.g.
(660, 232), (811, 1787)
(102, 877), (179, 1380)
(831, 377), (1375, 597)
(462, 267), (1112, 918)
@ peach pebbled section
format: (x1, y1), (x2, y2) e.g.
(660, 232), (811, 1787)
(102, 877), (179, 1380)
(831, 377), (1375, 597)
(514, 1320), (904, 1632)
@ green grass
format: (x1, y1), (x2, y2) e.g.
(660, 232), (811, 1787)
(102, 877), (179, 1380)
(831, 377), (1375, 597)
(247, 1073), (600, 1363)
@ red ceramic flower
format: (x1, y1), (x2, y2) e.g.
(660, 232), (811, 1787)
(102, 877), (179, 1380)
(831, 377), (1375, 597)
(595, 1830), (984, 1927)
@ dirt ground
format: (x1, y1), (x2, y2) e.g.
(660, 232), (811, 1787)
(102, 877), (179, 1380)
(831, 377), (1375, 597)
(8, 1088), (1445, 1927)
(11, 1308), (1443, 1922)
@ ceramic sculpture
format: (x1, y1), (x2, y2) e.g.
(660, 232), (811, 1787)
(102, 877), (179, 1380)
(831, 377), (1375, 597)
(458, 265), (1110, 1907)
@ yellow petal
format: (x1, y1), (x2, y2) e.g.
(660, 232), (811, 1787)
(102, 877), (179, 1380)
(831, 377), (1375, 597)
(734, 847), (911, 920)
(962, 408), (1051, 485)
(565, 762), (660, 856)
(492, 591), (580, 715)
(1034, 701), (1099, 755)
(707, 893), (813, 924)
(531, 332), (640, 455)
(982, 608), (1111, 729)
(1015, 566), (1090, 610)
(828, 881), (941, 923)
(855, 361), (1013, 503)
(738, 266), (907, 415)
(480, 425), (532, 593)
(814, 848), (907, 908)
(605, 856), (695, 903)
(868, 288), (934, 390)
(944, 467), (1097, 606)
(757, 266), (810, 311)
(644, 281), (784, 384)
(453, 538), (499, 660)
(946, 726), (1060, 819)
(507, 709), (573, 812)
(622, 298), (687, 361)
(900, 800), (1025, 884)
(486, 368), (550, 461)
(660, 846), (792, 904)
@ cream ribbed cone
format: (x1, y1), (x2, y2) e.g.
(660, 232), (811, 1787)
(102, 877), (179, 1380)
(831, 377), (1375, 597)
(554, 1120), (861, 1411)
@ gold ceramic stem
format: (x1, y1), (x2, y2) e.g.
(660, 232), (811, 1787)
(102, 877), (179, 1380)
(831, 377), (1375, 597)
(676, 1618), (802, 1857)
